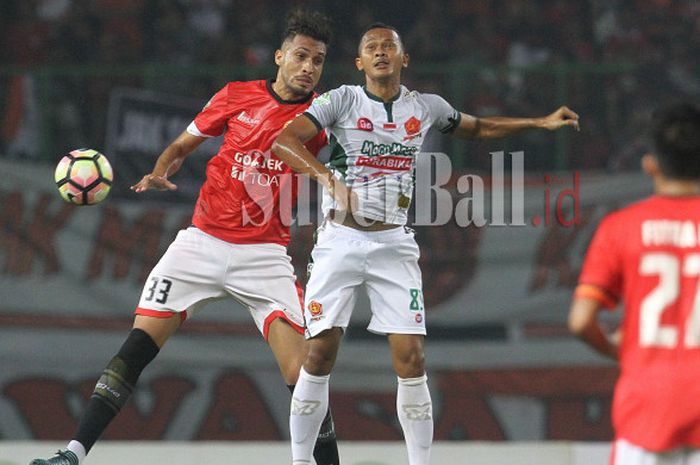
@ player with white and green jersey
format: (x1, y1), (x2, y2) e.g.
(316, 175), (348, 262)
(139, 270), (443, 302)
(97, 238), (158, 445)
(305, 83), (461, 225)
(273, 22), (580, 465)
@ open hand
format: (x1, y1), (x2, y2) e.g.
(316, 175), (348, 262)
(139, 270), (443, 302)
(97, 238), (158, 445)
(542, 106), (580, 132)
(130, 174), (177, 193)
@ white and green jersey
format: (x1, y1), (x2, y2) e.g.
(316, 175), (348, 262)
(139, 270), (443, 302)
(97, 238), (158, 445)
(305, 84), (461, 225)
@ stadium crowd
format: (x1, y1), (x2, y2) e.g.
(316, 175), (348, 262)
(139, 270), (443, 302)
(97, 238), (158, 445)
(1, 0), (699, 170)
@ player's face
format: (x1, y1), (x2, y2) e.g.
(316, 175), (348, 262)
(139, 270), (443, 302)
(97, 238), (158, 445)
(356, 28), (408, 80)
(275, 34), (327, 97)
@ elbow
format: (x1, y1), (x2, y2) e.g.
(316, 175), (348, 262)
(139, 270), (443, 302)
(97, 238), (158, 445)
(567, 314), (586, 337)
(567, 305), (595, 338)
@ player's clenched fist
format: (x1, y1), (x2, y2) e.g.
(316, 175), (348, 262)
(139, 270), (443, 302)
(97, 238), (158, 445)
(540, 106), (580, 131)
(327, 175), (358, 213)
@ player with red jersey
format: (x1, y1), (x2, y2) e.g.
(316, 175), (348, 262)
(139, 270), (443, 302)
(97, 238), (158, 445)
(569, 104), (700, 465)
(30, 10), (339, 465)
(185, 78), (327, 245)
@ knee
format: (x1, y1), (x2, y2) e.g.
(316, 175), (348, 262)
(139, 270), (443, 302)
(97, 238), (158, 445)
(303, 330), (341, 376)
(304, 346), (335, 376)
(393, 346), (425, 379)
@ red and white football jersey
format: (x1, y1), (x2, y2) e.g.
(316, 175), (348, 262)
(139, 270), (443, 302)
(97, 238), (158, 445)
(576, 195), (700, 451)
(186, 79), (326, 245)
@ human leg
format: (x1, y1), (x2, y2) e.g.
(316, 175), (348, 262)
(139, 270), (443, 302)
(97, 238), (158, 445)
(359, 228), (431, 464)
(285, 223), (362, 464)
(31, 227), (226, 465)
(267, 319), (340, 465)
(29, 315), (181, 465)
(290, 328), (343, 465)
(225, 240), (345, 465)
(389, 334), (432, 465)
(267, 317), (307, 385)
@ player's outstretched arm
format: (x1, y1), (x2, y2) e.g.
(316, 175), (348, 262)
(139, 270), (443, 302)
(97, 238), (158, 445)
(131, 131), (205, 193)
(568, 297), (619, 360)
(453, 106), (580, 139)
(272, 115), (352, 211)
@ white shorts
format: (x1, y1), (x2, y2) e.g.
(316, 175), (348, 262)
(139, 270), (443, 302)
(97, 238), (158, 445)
(612, 439), (700, 465)
(135, 227), (304, 339)
(303, 221), (426, 338)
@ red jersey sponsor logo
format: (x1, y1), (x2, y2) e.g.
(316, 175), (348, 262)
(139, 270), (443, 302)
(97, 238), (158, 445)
(403, 116), (422, 141)
(357, 118), (374, 131)
(233, 151), (284, 171)
(236, 110), (261, 125)
(356, 155), (413, 171)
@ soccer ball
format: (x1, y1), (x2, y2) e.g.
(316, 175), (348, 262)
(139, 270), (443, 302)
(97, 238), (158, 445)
(55, 149), (113, 205)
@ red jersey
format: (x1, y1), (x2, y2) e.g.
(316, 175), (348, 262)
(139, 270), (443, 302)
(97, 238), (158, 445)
(576, 195), (700, 451)
(186, 79), (326, 245)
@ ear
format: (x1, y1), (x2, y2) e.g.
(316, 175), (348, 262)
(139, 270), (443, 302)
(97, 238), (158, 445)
(402, 52), (410, 68)
(274, 49), (283, 66)
(355, 57), (363, 71)
(642, 153), (659, 176)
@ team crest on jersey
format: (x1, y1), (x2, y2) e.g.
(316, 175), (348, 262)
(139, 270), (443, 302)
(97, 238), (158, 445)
(308, 300), (323, 316)
(357, 117), (374, 131)
(403, 116), (422, 141)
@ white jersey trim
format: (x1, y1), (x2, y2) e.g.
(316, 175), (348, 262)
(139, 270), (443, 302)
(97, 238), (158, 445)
(186, 121), (217, 138)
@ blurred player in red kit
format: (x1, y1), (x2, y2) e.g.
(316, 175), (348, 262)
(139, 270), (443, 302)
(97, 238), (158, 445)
(569, 103), (700, 465)
(30, 10), (339, 465)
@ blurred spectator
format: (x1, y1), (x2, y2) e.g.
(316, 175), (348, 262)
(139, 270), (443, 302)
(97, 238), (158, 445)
(0, 0), (697, 171)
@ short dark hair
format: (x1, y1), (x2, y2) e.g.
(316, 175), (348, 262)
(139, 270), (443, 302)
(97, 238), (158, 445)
(650, 103), (700, 179)
(281, 9), (333, 46)
(359, 22), (404, 52)
(362, 22), (401, 37)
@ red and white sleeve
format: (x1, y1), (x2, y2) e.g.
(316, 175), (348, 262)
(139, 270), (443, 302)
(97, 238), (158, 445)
(187, 84), (232, 138)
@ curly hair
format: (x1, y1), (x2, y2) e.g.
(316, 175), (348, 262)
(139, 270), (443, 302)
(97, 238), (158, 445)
(282, 9), (333, 46)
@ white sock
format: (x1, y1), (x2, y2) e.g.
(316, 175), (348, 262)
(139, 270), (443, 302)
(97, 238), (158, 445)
(66, 440), (86, 464)
(397, 374), (433, 465)
(290, 367), (330, 465)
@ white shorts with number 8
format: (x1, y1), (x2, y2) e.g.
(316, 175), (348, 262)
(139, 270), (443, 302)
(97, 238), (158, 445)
(303, 221), (426, 338)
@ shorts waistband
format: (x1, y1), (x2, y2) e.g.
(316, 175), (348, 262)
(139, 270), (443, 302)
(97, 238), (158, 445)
(324, 219), (413, 243)
(186, 226), (287, 251)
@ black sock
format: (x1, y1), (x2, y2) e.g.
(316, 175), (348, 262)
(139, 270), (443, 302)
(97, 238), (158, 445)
(288, 384), (340, 465)
(73, 329), (160, 452)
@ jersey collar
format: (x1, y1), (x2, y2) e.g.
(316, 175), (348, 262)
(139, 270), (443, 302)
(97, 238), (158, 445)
(363, 85), (402, 103)
(266, 79), (314, 105)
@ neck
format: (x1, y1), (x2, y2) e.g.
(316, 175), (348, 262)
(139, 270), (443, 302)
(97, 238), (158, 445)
(271, 78), (306, 102)
(365, 76), (401, 102)
(655, 177), (700, 196)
